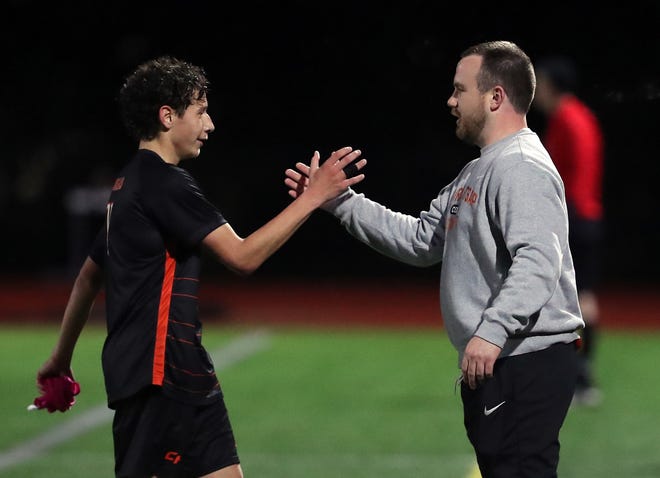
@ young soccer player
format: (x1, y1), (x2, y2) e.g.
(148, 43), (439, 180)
(36, 55), (365, 478)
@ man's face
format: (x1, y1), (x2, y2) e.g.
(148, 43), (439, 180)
(447, 55), (488, 146)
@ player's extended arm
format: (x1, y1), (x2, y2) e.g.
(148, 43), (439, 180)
(203, 147), (366, 275)
(37, 257), (104, 380)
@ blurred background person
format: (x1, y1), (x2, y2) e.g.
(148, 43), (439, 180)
(63, 164), (113, 277)
(533, 55), (605, 407)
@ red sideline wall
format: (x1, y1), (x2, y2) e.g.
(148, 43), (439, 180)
(0, 278), (657, 329)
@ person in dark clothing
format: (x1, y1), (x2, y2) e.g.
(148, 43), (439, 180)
(533, 55), (605, 407)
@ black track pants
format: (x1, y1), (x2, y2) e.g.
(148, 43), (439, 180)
(461, 342), (578, 478)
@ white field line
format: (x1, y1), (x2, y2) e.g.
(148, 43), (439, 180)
(0, 329), (272, 472)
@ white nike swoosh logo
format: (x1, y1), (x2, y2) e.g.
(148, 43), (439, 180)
(484, 401), (506, 416)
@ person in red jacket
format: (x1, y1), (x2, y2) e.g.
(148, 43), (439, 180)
(533, 55), (604, 406)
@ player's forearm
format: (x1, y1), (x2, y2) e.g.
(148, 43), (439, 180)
(51, 258), (103, 365)
(233, 194), (320, 274)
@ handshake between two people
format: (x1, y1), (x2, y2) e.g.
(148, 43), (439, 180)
(284, 146), (367, 204)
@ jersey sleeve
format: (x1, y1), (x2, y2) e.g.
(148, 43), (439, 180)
(148, 166), (227, 248)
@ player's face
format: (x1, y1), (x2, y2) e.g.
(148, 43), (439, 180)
(172, 93), (215, 160)
(447, 55), (488, 146)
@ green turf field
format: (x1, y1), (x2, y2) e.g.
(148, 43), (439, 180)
(1, 323), (659, 477)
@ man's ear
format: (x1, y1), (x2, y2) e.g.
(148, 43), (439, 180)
(159, 106), (176, 129)
(489, 86), (505, 111)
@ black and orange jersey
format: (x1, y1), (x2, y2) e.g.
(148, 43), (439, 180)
(90, 149), (227, 409)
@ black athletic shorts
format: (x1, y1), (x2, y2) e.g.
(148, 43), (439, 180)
(461, 341), (578, 478)
(112, 386), (240, 478)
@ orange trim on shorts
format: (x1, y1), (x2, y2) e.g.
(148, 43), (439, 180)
(153, 251), (175, 385)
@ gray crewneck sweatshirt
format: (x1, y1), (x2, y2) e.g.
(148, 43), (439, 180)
(323, 128), (583, 365)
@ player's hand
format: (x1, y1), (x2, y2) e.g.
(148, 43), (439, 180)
(284, 147), (366, 200)
(37, 354), (72, 383)
(31, 362), (80, 413)
(461, 336), (501, 390)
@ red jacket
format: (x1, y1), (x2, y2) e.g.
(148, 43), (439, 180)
(544, 96), (604, 220)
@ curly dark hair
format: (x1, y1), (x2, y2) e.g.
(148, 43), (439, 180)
(118, 56), (210, 141)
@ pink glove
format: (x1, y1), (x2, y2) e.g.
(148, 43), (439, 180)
(29, 374), (81, 413)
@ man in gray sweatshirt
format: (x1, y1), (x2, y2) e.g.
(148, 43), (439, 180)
(285, 40), (584, 478)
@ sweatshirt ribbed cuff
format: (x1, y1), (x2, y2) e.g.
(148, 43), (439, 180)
(321, 188), (355, 213)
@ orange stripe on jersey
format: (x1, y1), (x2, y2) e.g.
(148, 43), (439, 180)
(153, 251), (175, 385)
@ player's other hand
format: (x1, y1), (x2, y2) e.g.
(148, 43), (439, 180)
(30, 366), (81, 413)
(284, 147), (366, 200)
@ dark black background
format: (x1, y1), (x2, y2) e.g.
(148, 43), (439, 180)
(2, 1), (658, 285)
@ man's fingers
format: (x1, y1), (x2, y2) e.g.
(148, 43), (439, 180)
(326, 149), (365, 179)
(469, 362), (478, 389)
(284, 163), (310, 201)
(284, 177), (298, 189)
(289, 148), (365, 193)
(296, 162), (311, 176)
(285, 168), (304, 181)
(485, 362), (494, 379)
(285, 167), (310, 186)
(284, 176), (307, 188)
(461, 359), (485, 390)
(335, 149), (361, 168)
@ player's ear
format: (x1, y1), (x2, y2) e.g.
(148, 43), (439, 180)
(159, 106), (176, 129)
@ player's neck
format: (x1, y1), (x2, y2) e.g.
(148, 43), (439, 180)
(138, 138), (180, 165)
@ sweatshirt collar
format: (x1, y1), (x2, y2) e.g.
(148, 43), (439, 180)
(480, 128), (533, 156)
